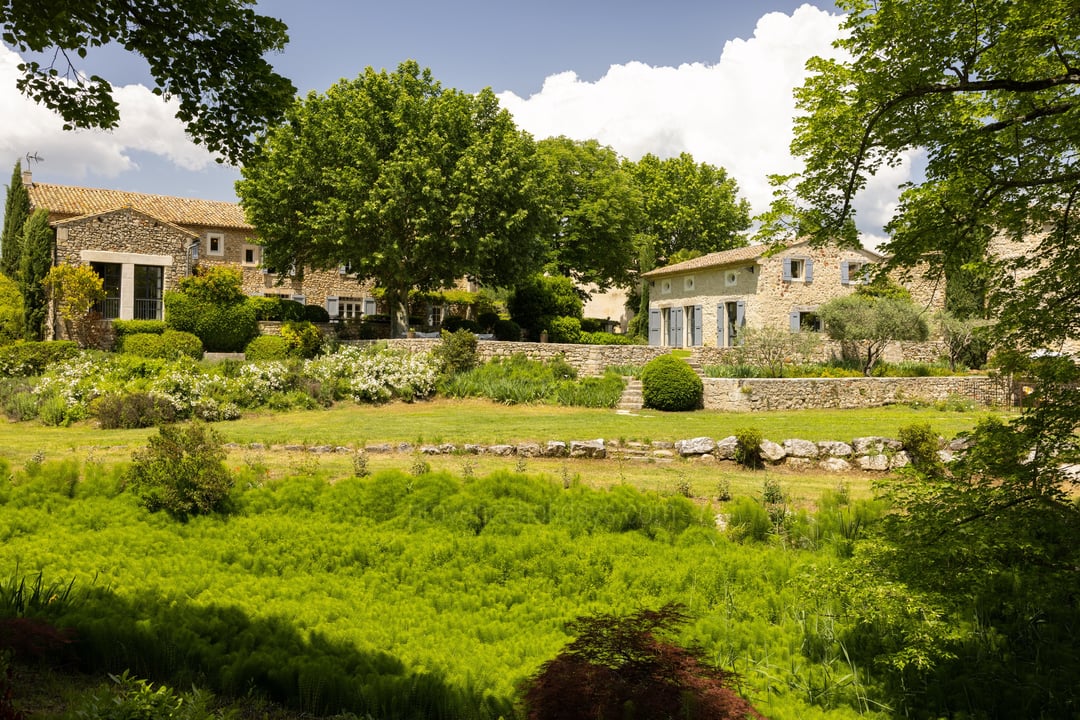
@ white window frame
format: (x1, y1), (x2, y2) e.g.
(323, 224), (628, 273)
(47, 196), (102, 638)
(206, 232), (225, 257)
(242, 244), (260, 267)
(789, 258), (805, 280)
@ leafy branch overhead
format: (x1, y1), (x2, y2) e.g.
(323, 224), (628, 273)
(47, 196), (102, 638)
(0, 0), (296, 164)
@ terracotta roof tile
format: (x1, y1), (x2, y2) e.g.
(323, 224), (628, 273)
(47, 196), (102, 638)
(27, 182), (251, 230)
(641, 244), (773, 278)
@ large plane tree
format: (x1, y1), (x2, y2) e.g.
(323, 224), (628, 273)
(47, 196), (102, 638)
(237, 61), (549, 336)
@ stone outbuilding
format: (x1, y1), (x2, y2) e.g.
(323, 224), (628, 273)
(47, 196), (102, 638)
(24, 171), (379, 328)
(640, 241), (892, 348)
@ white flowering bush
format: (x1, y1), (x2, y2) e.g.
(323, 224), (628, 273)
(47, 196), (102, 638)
(235, 361), (292, 405)
(306, 345), (438, 403)
(33, 354), (101, 406)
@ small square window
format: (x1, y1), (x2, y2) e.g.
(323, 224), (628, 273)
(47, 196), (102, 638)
(207, 233), (225, 256)
(242, 245), (260, 266)
(790, 259), (805, 280)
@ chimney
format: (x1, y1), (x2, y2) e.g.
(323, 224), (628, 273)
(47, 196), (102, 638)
(21, 169), (31, 186)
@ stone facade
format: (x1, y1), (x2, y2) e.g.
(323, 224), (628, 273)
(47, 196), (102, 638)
(640, 241), (946, 355)
(53, 208), (195, 322)
(26, 176), (381, 326)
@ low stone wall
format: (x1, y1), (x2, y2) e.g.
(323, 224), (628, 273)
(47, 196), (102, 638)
(703, 375), (1006, 411)
(232, 433), (970, 474)
(370, 338), (668, 375)
(693, 340), (948, 366)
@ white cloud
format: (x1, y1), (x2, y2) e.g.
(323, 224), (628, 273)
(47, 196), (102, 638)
(498, 4), (910, 246)
(0, 43), (216, 184)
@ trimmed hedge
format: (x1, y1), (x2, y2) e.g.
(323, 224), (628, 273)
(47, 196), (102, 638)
(245, 335), (289, 361)
(111, 319), (168, 339)
(303, 304), (330, 323)
(165, 292), (258, 352)
(640, 354), (703, 411)
(492, 319), (521, 341)
(121, 330), (204, 360)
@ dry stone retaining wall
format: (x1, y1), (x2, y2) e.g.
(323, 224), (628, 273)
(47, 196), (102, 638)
(233, 433), (950, 474)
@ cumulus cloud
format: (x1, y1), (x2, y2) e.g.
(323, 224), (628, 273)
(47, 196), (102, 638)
(498, 4), (911, 245)
(0, 43), (216, 183)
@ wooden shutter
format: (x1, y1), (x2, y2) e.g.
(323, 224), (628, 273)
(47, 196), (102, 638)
(782, 257), (793, 281)
(804, 258), (814, 282)
(648, 309), (661, 346)
(790, 310), (801, 333)
(692, 305), (703, 346)
(363, 298), (377, 316)
(326, 296), (339, 318)
(840, 260), (850, 285)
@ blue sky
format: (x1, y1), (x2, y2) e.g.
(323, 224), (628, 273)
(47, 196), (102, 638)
(0, 1), (915, 244)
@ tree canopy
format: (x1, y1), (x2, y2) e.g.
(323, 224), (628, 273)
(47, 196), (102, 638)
(0, 0), (296, 164)
(237, 61), (548, 336)
(535, 137), (640, 290)
(628, 152), (750, 263)
(772, 1), (1080, 714)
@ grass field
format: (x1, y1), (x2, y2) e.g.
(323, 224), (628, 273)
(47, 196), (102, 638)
(0, 398), (1006, 507)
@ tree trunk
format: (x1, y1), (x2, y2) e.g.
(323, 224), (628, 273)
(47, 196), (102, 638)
(385, 287), (409, 338)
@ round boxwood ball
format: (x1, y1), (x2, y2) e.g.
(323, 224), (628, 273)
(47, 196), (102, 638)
(640, 354), (703, 411)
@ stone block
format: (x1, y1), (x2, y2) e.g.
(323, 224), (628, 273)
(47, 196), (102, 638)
(817, 440), (853, 458)
(542, 441), (568, 457)
(889, 451), (911, 469)
(782, 438), (819, 458)
(785, 456), (816, 470)
(489, 444), (516, 456)
(462, 444), (483, 455)
(715, 436), (739, 460)
(857, 454), (891, 471)
(675, 436), (718, 456)
(852, 436), (901, 455)
(570, 439), (606, 458)
(760, 439), (786, 464)
(819, 457), (852, 472)
(516, 442), (542, 457)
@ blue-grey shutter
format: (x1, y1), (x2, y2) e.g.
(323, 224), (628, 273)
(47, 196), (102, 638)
(716, 305), (725, 346)
(736, 300), (745, 327)
(840, 260), (850, 285)
(648, 309), (661, 346)
(790, 310), (801, 333)
(669, 308), (684, 347)
(292, 294), (306, 305)
(782, 257), (793, 281)
(804, 258), (814, 282)
(363, 298), (377, 316)
(326, 296), (339, 317)
(692, 305), (703, 346)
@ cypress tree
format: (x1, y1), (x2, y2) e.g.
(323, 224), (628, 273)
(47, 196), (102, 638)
(1, 161), (31, 279)
(20, 209), (53, 340)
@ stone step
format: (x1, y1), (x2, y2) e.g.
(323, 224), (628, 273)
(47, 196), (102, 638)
(617, 379), (644, 411)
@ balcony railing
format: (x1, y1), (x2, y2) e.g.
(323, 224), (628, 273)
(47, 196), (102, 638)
(133, 299), (163, 321)
(95, 297), (120, 320)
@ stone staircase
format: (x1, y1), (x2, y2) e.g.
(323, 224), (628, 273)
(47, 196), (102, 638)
(616, 378), (643, 411)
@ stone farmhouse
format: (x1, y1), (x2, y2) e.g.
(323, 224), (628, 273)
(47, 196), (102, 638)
(23, 171), (380, 329)
(640, 240), (942, 348)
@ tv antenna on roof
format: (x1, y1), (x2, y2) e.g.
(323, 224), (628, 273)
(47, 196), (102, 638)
(25, 151), (43, 165)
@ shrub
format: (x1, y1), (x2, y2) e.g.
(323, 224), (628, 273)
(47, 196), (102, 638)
(477, 311), (499, 331)
(303, 304), (330, 323)
(165, 292), (258, 352)
(441, 316), (481, 333)
(126, 423), (235, 521)
(640, 354), (702, 411)
(434, 329), (479, 375)
(121, 331), (203, 360)
(75, 670), (220, 720)
(244, 335), (289, 361)
(280, 321), (322, 358)
(0, 341), (80, 377)
(546, 316), (582, 344)
(159, 330), (204, 360)
(93, 392), (177, 429)
(733, 427), (764, 469)
(111, 319), (167, 339)
(492, 318), (521, 341)
(727, 496), (772, 542)
(579, 331), (640, 345)
(898, 422), (943, 471)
